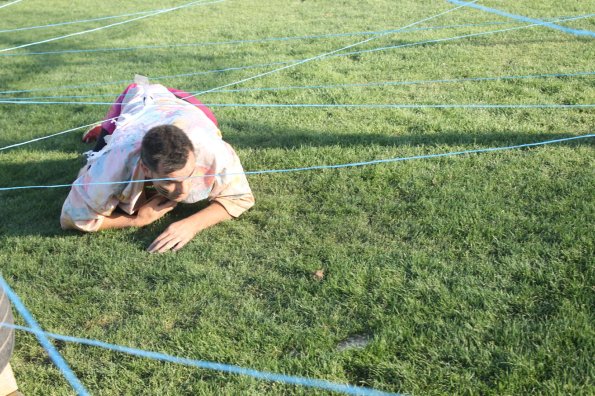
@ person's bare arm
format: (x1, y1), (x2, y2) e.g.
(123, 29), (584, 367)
(147, 201), (232, 253)
(97, 196), (177, 231)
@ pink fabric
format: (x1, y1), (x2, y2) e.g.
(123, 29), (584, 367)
(169, 87), (218, 127)
(101, 84), (218, 133)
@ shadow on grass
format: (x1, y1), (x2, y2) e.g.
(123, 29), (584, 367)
(0, 152), (211, 240)
(222, 120), (589, 150)
(0, 154), (77, 237)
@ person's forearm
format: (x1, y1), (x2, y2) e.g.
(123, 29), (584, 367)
(185, 201), (232, 233)
(96, 212), (140, 230)
(97, 196), (178, 231)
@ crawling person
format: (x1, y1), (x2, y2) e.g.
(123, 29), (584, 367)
(61, 76), (254, 253)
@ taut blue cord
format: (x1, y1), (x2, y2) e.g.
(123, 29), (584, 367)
(0, 21), (514, 56)
(0, 134), (592, 192)
(0, 276), (89, 395)
(203, 104), (595, 109)
(181, 71), (595, 95)
(0, 0), (224, 53)
(0, 7), (172, 34)
(448, 0), (595, 38)
(0, 322), (400, 396)
(0, 100), (592, 108)
(328, 13), (595, 59)
(3, 71), (593, 102)
(0, 120), (111, 151)
(0, 61), (291, 95)
(0, 0), (22, 10)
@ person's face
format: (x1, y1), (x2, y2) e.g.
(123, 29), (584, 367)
(144, 151), (196, 202)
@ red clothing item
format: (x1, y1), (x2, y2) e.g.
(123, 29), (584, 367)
(101, 83), (218, 134)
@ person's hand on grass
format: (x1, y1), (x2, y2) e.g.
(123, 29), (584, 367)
(146, 201), (232, 253)
(147, 217), (199, 253)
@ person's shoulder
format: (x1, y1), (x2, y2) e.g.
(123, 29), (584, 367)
(83, 141), (141, 183)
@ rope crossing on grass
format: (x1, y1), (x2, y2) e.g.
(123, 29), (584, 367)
(0, 0), (225, 53)
(0, 20), (527, 56)
(0, 13), (591, 97)
(0, 5), (184, 34)
(448, 0), (595, 38)
(0, 320), (400, 396)
(0, 276), (90, 396)
(177, 0), (483, 101)
(0, 0), (22, 10)
(0, 0), (485, 152)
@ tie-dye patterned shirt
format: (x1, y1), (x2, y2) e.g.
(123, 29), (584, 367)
(61, 83), (254, 232)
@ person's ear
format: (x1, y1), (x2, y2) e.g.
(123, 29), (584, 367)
(140, 160), (151, 177)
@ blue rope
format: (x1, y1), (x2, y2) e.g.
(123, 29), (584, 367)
(203, 104), (595, 109)
(0, 21), (515, 57)
(185, 71), (595, 94)
(0, 134), (592, 191)
(0, 7), (171, 34)
(3, 71), (593, 102)
(0, 276), (90, 396)
(0, 61), (291, 95)
(448, 0), (595, 38)
(0, 0), (224, 53)
(0, 100), (592, 109)
(326, 13), (595, 59)
(1, 12), (591, 96)
(0, 120), (107, 151)
(0, 323), (400, 396)
(0, 0), (22, 10)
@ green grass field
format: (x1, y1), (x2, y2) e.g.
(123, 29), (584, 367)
(0, 0), (593, 394)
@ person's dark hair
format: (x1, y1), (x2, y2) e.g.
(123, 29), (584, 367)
(141, 125), (194, 174)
